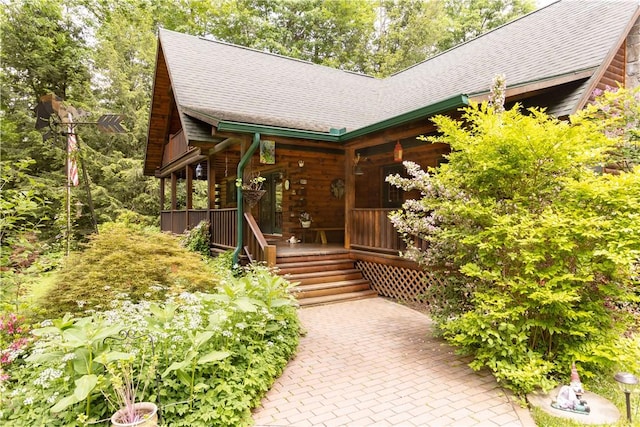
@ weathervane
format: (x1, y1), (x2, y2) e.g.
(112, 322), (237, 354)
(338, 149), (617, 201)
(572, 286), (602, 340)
(34, 94), (126, 254)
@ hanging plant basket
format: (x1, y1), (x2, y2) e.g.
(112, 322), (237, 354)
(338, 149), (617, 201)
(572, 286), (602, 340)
(243, 189), (266, 207)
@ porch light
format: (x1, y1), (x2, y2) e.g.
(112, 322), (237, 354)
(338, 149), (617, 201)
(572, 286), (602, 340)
(614, 372), (638, 422)
(394, 141), (403, 163)
(195, 163), (204, 179)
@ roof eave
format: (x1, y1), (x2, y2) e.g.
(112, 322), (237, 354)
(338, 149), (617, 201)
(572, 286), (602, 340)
(214, 95), (469, 144)
(340, 94), (469, 141)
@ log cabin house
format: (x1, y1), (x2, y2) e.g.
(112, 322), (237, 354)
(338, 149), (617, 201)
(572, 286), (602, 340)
(145, 0), (640, 305)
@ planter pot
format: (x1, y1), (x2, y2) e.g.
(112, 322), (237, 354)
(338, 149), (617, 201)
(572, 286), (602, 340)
(300, 220), (311, 228)
(111, 402), (158, 427)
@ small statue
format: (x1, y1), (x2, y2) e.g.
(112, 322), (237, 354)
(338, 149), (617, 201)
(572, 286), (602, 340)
(551, 363), (590, 414)
(288, 236), (299, 244)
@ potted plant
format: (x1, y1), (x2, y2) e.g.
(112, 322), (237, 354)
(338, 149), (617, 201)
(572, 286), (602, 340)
(299, 211), (312, 228)
(102, 356), (158, 427)
(236, 173), (266, 207)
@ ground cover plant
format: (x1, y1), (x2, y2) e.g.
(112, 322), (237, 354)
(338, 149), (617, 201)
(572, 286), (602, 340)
(388, 85), (640, 396)
(0, 225), (300, 426)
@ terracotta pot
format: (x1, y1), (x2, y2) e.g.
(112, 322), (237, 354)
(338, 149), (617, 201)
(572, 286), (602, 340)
(301, 220), (311, 228)
(111, 402), (158, 427)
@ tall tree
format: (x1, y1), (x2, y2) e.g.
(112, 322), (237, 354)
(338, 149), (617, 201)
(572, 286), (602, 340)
(437, 0), (535, 50)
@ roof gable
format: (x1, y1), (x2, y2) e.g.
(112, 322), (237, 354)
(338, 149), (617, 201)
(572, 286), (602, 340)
(146, 0), (639, 175)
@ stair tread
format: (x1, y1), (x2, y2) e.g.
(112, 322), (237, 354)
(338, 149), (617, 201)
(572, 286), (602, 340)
(293, 279), (370, 291)
(297, 290), (378, 307)
(277, 259), (354, 269)
(286, 268), (361, 279)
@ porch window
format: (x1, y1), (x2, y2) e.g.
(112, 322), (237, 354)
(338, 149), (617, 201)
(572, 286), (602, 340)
(382, 164), (404, 208)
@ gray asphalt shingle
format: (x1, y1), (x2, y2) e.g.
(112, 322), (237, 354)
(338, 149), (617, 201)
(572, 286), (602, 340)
(159, 0), (639, 136)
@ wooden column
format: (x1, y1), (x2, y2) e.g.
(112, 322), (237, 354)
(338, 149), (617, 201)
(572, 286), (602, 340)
(208, 157), (216, 210)
(186, 165), (193, 210)
(159, 177), (165, 212)
(344, 148), (356, 249)
(171, 172), (177, 232)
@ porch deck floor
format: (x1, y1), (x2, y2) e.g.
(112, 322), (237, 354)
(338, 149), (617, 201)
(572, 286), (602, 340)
(274, 242), (348, 258)
(252, 298), (536, 427)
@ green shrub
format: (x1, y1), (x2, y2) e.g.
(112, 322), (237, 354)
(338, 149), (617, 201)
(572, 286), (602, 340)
(181, 220), (211, 258)
(2, 267), (299, 426)
(388, 98), (640, 395)
(40, 222), (220, 317)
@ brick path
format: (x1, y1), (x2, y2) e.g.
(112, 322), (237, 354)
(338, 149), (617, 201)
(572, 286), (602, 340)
(252, 298), (535, 427)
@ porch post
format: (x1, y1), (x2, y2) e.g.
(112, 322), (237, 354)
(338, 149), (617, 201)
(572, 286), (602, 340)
(159, 177), (165, 213)
(186, 164), (193, 230)
(207, 156), (216, 210)
(171, 172), (177, 233)
(344, 148), (355, 249)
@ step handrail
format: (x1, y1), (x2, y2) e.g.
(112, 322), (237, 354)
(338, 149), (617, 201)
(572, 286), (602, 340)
(244, 212), (277, 267)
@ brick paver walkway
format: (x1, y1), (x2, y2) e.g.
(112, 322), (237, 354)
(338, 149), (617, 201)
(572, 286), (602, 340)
(252, 298), (535, 427)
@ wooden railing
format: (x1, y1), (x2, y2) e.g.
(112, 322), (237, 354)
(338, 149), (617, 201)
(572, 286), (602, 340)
(351, 208), (428, 254)
(210, 208), (237, 250)
(160, 210), (208, 235)
(244, 212), (276, 267)
(351, 208), (405, 254)
(162, 129), (189, 165)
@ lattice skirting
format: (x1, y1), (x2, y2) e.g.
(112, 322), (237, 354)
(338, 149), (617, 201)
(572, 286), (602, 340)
(355, 260), (443, 303)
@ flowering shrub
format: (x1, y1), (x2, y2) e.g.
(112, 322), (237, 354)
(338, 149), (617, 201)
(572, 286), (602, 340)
(0, 313), (31, 399)
(388, 100), (640, 395)
(1, 262), (299, 426)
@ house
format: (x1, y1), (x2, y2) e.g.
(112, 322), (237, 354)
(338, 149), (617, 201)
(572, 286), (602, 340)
(145, 0), (640, 305)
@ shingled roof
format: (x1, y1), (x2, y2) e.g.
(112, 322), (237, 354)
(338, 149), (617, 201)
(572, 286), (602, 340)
(146, 0), (639, 174)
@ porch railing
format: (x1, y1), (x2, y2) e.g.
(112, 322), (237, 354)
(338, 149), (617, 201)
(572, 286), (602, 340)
(160, 210), (209, 235)
(244, 212), (276, 267)
(162, 129), (189, 165)
(210, 208), (237, 250)
(351, 208), (403, 254)
(351, 208), (428, 254)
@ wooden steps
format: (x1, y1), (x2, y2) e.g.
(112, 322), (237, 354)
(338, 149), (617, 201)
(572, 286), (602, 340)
(276, 251), (377, 306)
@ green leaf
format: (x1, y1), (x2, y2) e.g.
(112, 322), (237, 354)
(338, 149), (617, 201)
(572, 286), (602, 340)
(197, 350), (231, 365)
(234, 296), (257, 312)
(73, 374), (98, 401)
(95, 351), (133, 365)
(50, 394), (80, 413)
(194, 331), (215, 349)
(176, 370), (191, 387)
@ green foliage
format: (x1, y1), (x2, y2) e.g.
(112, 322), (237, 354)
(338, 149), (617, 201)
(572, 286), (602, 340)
(576, 85), (640, 172)
(181, 220), (212, 258)
(41, 223), (219, 317)
(2, 267), (299, 426)
(388, 102), (640, 395)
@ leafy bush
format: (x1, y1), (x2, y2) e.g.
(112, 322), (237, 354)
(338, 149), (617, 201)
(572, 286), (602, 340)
(388, 99), (640, 394)
(2, 262), (300, 426)
(40, 223), (220, 317)
(181, 220), (211, 258)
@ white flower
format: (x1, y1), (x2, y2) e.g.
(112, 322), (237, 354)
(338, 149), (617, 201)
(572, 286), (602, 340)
(40, 319), (53, 327)
(23, 397), (34, 405)
(76, 300), (86, 308)
(61, 353), (76, 362)
(222, 330), (233, 337)
(34, 368), (63, 388)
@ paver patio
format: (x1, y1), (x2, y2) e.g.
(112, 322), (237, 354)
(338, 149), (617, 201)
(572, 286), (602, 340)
(252, 298), (536, 427)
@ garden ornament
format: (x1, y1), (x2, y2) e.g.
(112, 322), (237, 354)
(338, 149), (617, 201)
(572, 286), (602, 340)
(551, 363), (590, 414)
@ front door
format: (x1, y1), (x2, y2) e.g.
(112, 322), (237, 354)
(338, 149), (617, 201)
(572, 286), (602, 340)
(258, 171), (283, 234)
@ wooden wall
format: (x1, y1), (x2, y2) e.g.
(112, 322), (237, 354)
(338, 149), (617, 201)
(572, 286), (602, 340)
(597, 43), (626, 92)
(354, 141), (449, 208)
(215, 143), (346, 241)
